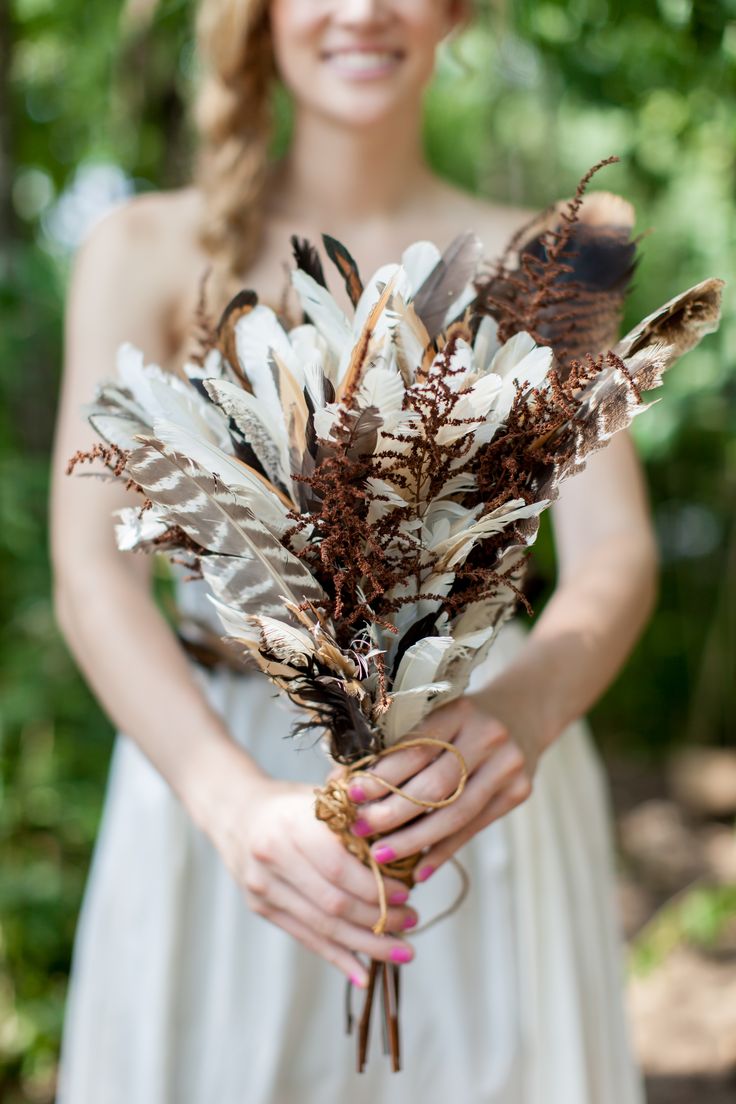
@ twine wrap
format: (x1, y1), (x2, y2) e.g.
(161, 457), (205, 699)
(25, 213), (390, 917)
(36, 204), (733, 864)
(314, 736), (470, 936)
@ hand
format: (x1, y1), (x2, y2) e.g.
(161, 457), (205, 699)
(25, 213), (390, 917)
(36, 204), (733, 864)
(343, 691), (542, 881)
(204, 767), (419, 988)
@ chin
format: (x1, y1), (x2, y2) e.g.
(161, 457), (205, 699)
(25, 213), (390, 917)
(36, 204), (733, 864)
(300, 74), (422, 128)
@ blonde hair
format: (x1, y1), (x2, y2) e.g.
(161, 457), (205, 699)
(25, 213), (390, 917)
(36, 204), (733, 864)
(192, 0), (277, 314)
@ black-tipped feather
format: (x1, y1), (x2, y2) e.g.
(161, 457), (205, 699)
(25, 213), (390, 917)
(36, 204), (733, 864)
(323, 234), (364, 307)
(290, 235), (328, 289)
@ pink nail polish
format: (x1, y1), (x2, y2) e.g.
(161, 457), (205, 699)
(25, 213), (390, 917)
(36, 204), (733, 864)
(390, 946), (413, 964)
(402, 913), (418, 930)
(351, 818), (372, 837)
(373, 845), (396, 864)
(415, 864), (435, 883)
(350, 973), (367, 988)
(388, 889), (409, 906)
(348, 784), (366, 803)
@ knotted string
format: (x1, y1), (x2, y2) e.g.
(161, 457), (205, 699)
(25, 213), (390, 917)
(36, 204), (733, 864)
(314, 736), (470, 936)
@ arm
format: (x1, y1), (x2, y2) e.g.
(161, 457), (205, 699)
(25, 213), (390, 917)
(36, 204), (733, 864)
(50, 195), (255, 824)
(345, 431), (659, 874)
(51, 195), (417, 983)
(479, 428), (659, 749)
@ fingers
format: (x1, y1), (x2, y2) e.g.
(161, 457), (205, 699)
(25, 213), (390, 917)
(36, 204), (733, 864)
(248, 872), (416, 972)
(348, 743), (442, 804)
(258, 903), (369, 986)
(367, 742), (529, 863)
(419, 773), (534, 876)
(285, 839), (418, 934)
(300, 826), (412, 909)
(352, 716), (508, 840)
(351, 726), (497, 839)
(346, 697), (472, 803)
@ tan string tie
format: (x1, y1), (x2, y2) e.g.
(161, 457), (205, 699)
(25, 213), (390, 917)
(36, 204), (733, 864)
(314, 736), (470, 936)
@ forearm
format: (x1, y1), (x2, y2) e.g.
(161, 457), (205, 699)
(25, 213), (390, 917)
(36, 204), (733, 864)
(53, 560), (268, 829)
(474, 531), (659, 750)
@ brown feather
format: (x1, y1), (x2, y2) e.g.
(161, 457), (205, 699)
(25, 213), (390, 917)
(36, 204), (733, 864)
(323, 234), (364, 307)
(215, 289), (259, 386)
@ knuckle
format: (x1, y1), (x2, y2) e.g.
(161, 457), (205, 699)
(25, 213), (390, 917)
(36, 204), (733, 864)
(321, 851), (345, 883)
(478, 721), (505, 754)
(445, 806), (467, 833)
(367, 803), (390, 832)
(410, 770), (450, 807)
(315, 911), (336, 938)
(513, 774), (533, 802)
(248, 895), (267, 917)
(323, 889), (348, 918)
(469, 785), (489, 818)
(243, 867), (267, 896)
(422, 772), (453, 805)
(250, 833), (275, 865)
(455, 695), (474, 720)
(505, 746), (526, 775)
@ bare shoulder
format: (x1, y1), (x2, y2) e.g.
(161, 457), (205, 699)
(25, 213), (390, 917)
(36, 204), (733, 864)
(71, 185), (205, 366)
(77, 185), (201, 280)
(428, 178), (538, 261)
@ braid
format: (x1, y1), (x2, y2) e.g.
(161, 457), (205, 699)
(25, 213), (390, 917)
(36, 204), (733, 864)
(192, 0), (276, 315)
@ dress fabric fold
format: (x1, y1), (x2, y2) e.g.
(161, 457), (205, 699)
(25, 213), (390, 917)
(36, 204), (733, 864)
(56, 573), (644, 1104)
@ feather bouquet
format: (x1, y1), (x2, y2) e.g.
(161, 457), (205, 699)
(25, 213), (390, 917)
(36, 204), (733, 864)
(68, 160), (723, 1071)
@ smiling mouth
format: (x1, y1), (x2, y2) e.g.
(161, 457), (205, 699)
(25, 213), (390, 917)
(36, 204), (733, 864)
(321, 49), (405, 76)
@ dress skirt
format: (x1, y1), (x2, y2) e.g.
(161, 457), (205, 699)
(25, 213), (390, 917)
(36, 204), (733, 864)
(55, 604), (645, 1104)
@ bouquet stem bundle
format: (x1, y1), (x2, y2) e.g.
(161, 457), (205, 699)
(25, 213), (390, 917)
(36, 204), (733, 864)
(314, 736), (468, 1071)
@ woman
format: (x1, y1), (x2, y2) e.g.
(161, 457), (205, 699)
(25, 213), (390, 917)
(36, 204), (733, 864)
(50, 1), (657, 1101)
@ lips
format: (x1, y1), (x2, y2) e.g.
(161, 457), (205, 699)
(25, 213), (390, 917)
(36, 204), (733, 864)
(322, 46), (405, 59)
(321, 47), (405, 78)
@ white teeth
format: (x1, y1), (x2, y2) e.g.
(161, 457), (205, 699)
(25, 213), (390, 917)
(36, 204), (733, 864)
(327, 51), (399, 72)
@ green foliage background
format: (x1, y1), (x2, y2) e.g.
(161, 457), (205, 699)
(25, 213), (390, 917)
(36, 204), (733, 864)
(0, 0), (734, 1098)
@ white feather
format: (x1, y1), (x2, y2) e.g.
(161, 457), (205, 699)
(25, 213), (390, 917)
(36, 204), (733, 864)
(434, 372), (503, 445)
(206, 594), (261, 644)
(381, 681), (453, 745)
(441, 281), (476, 328)
(291, 270), (352, 361)
(392, 636), (455, 694)
(234, 306), (297, 426)
(494, 341), (554, 421)
(357, 365), (405, 417)
(472, 315), (500, 374)
(255, 616), (316, 666)
(302, 351), (328, 410)
(352, 263), (409, 335)
(428, 337), (475, 391)
(113, 504), (168, 550)
(400, 241), (441, 294)
(432, 498), (548, 569)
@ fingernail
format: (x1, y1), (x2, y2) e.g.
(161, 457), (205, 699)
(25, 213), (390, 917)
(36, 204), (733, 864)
(373, 845), (396, 864)
(415, 864), (435, 883)
(351, 818), (372, 837)
(390, 946), (413, 964)
(388, 889), (409, 906)
(350, 973), (367, 988)
(402, 912), (418, 930)
(348, 784), (366, 803)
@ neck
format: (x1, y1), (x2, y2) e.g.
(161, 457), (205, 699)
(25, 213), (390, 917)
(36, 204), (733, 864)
(269, 100), (435, 226)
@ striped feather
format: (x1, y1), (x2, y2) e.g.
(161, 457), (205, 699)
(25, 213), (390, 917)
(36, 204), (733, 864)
(202, 378), (292, 493)
(125, 439), (326, 610)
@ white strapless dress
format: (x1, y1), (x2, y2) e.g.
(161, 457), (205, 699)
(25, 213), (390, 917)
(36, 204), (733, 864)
(55, 571), (645, 1104)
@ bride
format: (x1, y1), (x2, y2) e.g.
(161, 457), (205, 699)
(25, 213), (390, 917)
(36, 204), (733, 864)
(50, 1), (656, 1101)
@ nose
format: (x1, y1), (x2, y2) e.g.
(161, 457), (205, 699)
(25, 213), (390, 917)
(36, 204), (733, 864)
(334, 0), (391, 23)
